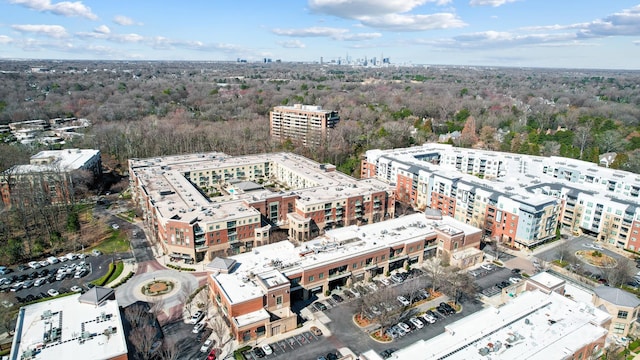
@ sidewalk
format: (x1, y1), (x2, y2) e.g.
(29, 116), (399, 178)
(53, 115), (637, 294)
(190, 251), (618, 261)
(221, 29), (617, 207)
(105, 258), (138, 288)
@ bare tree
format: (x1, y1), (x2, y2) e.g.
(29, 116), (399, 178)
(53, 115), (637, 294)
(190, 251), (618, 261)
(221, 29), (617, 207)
(422, 257), (446, 293)
(442, 268), (478, 305)
(601, 258), (634, 287)
(129, 323), (158, 360)
(209, 314), (232, 349)
(124, 302), (149, 328)
(157, 338), (180, 360)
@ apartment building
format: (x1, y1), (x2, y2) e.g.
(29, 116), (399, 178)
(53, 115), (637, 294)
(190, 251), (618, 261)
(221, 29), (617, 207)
(593, 286), (640, 337)
(269, 104), (339, 146)
(1, 148), (101, 207)
(362, 143), (640, 250)
(128, 152), (394, 262)
(10, 287), (128, 360)
(207, 211), (482, 343)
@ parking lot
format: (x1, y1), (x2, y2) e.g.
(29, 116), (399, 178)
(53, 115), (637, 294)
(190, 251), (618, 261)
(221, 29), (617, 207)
(468, 264), (522, 298)
(241, 330), (341, 360)
(0, 252), (118, 305)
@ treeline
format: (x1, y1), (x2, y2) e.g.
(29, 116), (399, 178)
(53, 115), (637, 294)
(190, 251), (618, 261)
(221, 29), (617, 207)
(0, 62), (638, 176)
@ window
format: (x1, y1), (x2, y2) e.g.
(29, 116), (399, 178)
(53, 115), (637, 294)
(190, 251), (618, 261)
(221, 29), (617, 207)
(613, 322), (626, 334)
(353, 263), (358, 269)
(276, 296), (283, 305)
(309, 275), (314, 282)
(617, 310), (629, 319)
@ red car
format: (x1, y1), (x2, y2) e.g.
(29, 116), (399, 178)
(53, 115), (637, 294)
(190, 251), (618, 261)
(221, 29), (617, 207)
(207, 348), (217, 360)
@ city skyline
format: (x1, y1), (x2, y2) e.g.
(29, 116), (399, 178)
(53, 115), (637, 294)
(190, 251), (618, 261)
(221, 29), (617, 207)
(0, 0), (639, 69)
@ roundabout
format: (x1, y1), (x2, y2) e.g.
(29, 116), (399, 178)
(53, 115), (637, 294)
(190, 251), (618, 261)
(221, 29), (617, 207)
(575, 250), (617, 268)
(141, 279), (176, 296)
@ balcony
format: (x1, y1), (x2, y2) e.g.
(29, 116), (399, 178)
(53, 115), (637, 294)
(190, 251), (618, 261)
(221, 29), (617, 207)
(328, 270), (352, 280)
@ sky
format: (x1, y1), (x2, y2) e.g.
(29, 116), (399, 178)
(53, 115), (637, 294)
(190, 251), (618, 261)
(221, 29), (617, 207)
(1, 0), (639, 69)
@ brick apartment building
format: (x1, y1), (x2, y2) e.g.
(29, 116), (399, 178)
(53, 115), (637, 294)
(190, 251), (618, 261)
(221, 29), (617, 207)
(206, 211), (482, 343)
(1, 149), (101, 207)
(128, 152), (394, 262)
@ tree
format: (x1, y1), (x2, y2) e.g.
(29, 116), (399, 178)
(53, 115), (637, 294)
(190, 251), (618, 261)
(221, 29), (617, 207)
(601, 258), (634, 287)
(442, 268), (477, 305)
(459, 116), (478, 148)
(422, 257), (446, 293)
(129, 323), (158, 360)
(572, 126), (592, 160)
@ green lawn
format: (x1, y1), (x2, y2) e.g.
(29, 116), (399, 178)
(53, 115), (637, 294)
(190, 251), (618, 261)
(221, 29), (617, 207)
(88, 230), (130, 254)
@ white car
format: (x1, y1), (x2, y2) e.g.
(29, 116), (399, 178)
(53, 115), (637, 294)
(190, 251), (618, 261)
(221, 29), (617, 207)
(367, 283), (378, 292)
(34, 277), (47, 287)
(200, 339), (214, 353)
(481, 263), (494, 271)
(397, 322), (411, 333)
(189, 310), (205, 324)
(47, 256), (59, 265)
(192, 321), (206, 334)
(58, 256), (68, 263)
(27, 261), (41, 269)
(47, 288), (59, 297)
(397, 296), (410, 306)
(71, 285), (82, 293)
(409, 317), (424, 329)
(380, 278), (391, 286)
(261, 344), (273, 355)
(421, 313), (436, 324)
(509, 277), (522, 284)
(350, 288), (361, 298)
(65, 253), (77, 261)
(111, 223), (120, 230)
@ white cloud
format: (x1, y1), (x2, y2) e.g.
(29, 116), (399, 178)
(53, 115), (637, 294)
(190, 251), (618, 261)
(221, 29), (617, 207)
(309, 0), (450, 18)
(272, 26), (381, 41)
(469, 0), (517, 7)
(278, 40), (306, 48)
(578, 5), (640, 38)
(113, 33), (144, 43)
(94, 25), (110, 34)
(0, 35), (13, 44)
(449, 30), (576, 48)
(9, 0), (97, 20)
(359, 13), (466, 31)
(635, 40), (640, 46)
(12, 24), (68, 38)
(272, 27), (348, 38)
(308, 0), (462, 32)
(113, 15), (141, 26)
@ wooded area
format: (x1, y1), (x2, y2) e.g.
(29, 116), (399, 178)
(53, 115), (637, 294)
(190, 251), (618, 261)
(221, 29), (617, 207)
(0, 60), (639, 264)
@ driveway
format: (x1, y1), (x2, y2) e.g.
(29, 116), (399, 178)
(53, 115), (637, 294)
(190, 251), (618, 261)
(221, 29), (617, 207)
(535, 236), (628, 276)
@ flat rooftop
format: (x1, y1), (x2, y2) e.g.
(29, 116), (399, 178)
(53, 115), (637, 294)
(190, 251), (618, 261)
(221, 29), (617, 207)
(130, 151), (392, 227)
(10, 294), (127, 360)
(9, 149), (99, 174)
(213, 213), (480, 304)
(389, 290), (610, 360)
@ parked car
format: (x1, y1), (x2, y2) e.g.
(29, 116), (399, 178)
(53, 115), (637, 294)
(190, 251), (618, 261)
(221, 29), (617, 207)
(253, 346), (265, 358)
(380, 349), (397, 359)
(409, 317), (424, 329)
(397, 295), (410, 306)
(10, 282), (24, 292)
(58, 256), (68, 263)
(206, 348), (217, 360)
(192, 321), (206, 334)
(34, 277), (47, 287)
(481, 263), (494, 271)
(16, 265), (29, 272)
(313, 302), (327, 311)
(350, 287), (361, 297)
(200, 339), (214, 353)
(392, 325), (406, 337)
(331, 294), (344, 303)
(261, 344), (273, 356)
(27, 261), (41, 269)
(65, 253), (77, 261)
(71, 285), (82, 293)
(190, 310), (205, 324)
(390, 274), (404, 284)
(91, 249), (102, 257)
(39, 260), (49, 267)
(367, 282), (378, 292)
(22, 280), (35, 289)
(0, 266), (10, 275)
(509, 277), (522, 284)
(310, 326), (323, 336)
(380, 278), (391, 286)
(397, 322), (411, 333)
(421, 313), (436, 324)
(74, 269), (88, 279)
(47, 288), (59, 297)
